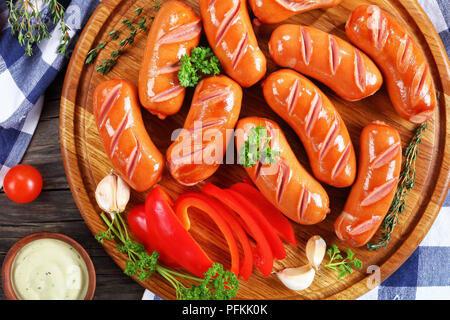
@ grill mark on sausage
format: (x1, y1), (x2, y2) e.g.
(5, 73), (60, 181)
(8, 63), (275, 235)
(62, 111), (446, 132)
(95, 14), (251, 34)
(158, 62), (181, 75)
(187, 119), (227, 134)
(300, 27), (312, 65)
(109, 109), (130, 158)
(276, 159), (291, 204)
(370, 142), (400, 169)
(150, 85), (184, 103)
(193, 86), (231, 106)
(331, 143), (351, 180)
(158, 20), (202, 44)
(304, 92), (321, 137)
(169, 145), (207, 170)
(328, 36), (341, 75)
(254, 161), (263, 180)
(367, 6), (388, 49)
(412, 64), (428, 99)
(335, 211), (356, 240)
(232, 32), (248, 70)
(397, 36), (412, 72)
(126, 133), (140, 179)
(354, 49), (366, 92)
(297, 187), (309, 222)
(215, 1), (241, 46)
(348, 216), (381, 236)
(275, 0), (314, 12)
(361, 178), (398, 207)
(319, 120), (339, 160)
(99, 84), (122, 128)
(286, 79), (300, 115)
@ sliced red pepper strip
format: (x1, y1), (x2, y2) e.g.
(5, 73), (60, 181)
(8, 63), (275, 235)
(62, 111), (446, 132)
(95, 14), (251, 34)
(226, 188), (286, 260)
(206, 196), (253, 280)
(174, 192), (240, 277)
(127, 204), (180, 268)
(145, 186), (212, 277)
(230, 182), (297, 246)
(202, 183), (274, 277)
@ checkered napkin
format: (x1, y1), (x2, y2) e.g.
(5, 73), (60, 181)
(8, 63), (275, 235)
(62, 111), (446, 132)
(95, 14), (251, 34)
(0, 0), (99, 188)
(143, 0), (450, 301)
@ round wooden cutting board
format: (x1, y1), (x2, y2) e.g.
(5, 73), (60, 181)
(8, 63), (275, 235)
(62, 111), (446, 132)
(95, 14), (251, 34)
(60, 0), (450, 299)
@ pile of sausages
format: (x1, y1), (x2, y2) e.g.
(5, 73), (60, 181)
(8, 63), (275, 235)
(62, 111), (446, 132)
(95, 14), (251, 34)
(92, 0), (436, 248)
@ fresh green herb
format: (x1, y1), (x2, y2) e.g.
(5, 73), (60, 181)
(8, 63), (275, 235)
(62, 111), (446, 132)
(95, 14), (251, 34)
(324, 244), (363, 279)
(7, 0), (71, 56)
(239, 125), (280, 168)
(86, 1), (161, 74)
(96, 211), (239, 299)
(178, 46), (221, 87)
(367, 122), (428, 251)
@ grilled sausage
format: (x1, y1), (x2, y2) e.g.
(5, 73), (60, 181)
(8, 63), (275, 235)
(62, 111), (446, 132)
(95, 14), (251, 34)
(199, 0), (267, 87)
(263, 69), (357, 187)
(345, 5), (436, 123)
(249, 0), (342, 24)
(139, 1), (201, 119)
(268, 24), (383, 101)
(236, 117), (330, 225)
(93, 79), (164, 192)
(334, 121), (401, 247)
(167, 75), (242, 186)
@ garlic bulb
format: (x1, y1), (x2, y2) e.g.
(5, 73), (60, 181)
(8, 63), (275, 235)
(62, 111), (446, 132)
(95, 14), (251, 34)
(306, 235), (326, 269)
(95, 172), (130, 216)
(276, 265), (316, 291)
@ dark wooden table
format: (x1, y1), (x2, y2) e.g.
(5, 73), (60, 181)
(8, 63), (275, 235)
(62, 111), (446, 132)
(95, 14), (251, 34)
(0, 69), (145, 300)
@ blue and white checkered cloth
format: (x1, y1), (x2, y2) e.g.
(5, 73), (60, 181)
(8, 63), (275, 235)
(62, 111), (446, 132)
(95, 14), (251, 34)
(0, 0), (98, 188)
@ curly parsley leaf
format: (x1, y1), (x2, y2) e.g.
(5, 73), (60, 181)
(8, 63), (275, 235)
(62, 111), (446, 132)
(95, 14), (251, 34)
(239, 125), (280, 168)
(324, 244), (363, 280)
(178, 46), (221, 87)
(178, 263), (239, 300)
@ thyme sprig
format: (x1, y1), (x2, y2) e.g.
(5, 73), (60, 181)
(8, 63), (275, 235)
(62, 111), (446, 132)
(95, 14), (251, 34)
(86, 1), (161, 75)
(7, 0), (71, 56)
(367, 122), (428, 251)
(96, 211), (239, 299)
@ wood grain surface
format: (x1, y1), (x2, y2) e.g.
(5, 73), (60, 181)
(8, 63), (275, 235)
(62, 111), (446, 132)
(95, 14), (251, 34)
(60, 0), (450, 299)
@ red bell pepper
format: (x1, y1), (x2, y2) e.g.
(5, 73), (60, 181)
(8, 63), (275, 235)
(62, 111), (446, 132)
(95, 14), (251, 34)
(204, 196), (254, 280)
(174, 192), (240, 277)
(145, 186), (212, 277)
(127, 204), (180, 268)
(226, 189), (286, 260)
(230, 182), (297, 246)
(202, 183), (274, 277)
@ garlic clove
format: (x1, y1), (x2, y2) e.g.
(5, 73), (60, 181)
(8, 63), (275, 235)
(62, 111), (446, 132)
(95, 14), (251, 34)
(276, 264), (316, 291)
(306, 235), (326, 269)
(95, 172), (130, 216)
(116, 174), (130, 213)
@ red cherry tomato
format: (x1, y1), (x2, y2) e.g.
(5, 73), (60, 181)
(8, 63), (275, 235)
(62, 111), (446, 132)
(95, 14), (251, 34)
(3, 164), (43, 203)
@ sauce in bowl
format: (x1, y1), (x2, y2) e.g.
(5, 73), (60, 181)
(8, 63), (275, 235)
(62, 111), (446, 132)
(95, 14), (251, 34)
(11, 238), (90, 300)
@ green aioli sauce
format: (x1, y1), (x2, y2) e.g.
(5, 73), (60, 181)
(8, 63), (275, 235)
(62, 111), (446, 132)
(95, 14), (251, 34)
(11, 238), (89, 300)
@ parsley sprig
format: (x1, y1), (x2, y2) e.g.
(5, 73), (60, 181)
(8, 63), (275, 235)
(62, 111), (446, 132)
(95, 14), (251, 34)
(239, 125), (280, 168)
(367, 122), (427, 250)
(178, 46), (221, 87)
(96, 211), (239, 299)
(7, 0), (71, 56)
(324, 244), (363, 279)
